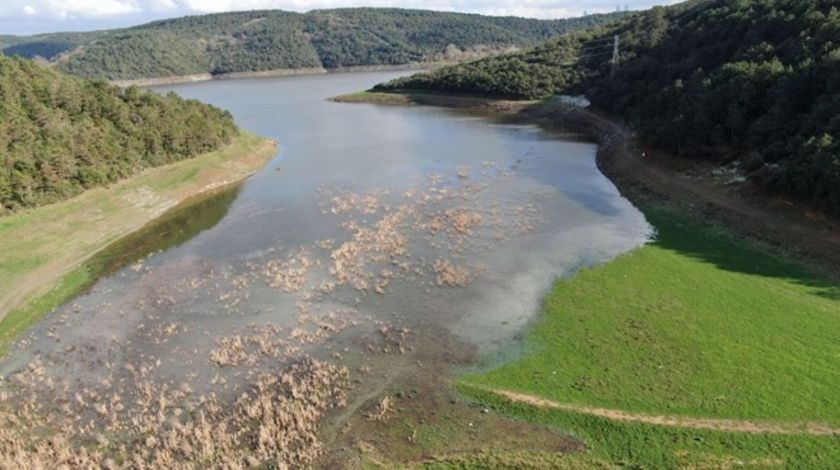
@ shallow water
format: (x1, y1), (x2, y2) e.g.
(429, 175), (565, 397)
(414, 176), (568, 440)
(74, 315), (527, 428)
(147, 71), (650, 351)
(0, 72), (650, 454)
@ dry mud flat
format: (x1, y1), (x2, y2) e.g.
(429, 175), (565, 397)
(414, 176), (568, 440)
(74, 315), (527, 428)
(0, 163), (549, 467)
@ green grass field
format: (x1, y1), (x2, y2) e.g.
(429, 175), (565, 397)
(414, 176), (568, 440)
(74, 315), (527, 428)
(456, 208), (840, 468)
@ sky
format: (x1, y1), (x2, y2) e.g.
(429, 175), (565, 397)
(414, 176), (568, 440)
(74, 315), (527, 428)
(0, 0), (682, 36)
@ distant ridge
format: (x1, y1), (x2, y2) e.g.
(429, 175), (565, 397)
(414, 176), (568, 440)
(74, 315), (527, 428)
(0, 8), (627, 81)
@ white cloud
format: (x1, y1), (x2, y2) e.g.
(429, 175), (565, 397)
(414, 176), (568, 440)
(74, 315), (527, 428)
(150, 0), (179, 11)
(0, 0), (140, 20)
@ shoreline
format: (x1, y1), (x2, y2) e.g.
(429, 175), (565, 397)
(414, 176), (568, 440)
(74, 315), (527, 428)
(531, 105), (840, 278)
(333, 91), (840, 277)
(110, 63), (436, 88)
(327, 91), (840, 468)
(0, 132), (277, 355)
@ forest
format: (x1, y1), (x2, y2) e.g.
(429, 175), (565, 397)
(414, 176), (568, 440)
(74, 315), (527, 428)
(1, 9), (626, 80)
(0, 55), (238, 211)
(377, 0), (840, 212)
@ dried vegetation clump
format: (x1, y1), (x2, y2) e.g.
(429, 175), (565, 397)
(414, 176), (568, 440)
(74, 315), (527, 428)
(329, 207), (412, 292)
(314, 167), (533, 295)
(264, 250), (315, 293)
(375, 323), (414, 354)
(432, 259), (472, 287)
(319, 188), (388, 215)
(0, 357), (350, 469)
(209, 334), (255, 367)
(0, 163), (548, 466)
(366, 395), (395, 422)
(446, 208), (484, 236)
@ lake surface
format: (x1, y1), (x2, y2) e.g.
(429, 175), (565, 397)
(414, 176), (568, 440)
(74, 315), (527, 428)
(0, 71), (650, 449)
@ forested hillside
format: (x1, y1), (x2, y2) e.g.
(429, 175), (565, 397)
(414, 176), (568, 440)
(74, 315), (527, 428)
(0, 31), (105, 61)
(378, 0), (840, 212)
(0, 55), (238, 211)
(1, 8), (626, 80)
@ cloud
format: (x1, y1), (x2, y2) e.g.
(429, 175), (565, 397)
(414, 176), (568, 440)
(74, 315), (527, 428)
(1, 0), (140, 20)
(150, 0), (179, 11)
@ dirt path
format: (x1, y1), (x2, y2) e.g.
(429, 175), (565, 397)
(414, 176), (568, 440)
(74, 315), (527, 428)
(557, 107), (840, 273)
(487, 388), (840, 436)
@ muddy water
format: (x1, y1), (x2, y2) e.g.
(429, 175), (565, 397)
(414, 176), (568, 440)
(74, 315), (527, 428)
(0, 71), (650, 465)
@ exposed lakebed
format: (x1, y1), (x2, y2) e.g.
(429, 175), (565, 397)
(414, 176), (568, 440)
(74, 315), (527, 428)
(0, 72), (650, 466)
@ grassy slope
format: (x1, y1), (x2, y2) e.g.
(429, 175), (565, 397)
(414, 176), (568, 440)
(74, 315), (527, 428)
(0, 132), (276, 356)
(457, 208), (840, 467)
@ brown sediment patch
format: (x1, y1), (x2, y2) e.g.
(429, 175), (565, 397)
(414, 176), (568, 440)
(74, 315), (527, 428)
(485, 388), (840, 436)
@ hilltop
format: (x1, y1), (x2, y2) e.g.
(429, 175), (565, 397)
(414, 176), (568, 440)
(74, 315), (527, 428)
(1, 8), (626, 81)
(377, 0), (840, 213)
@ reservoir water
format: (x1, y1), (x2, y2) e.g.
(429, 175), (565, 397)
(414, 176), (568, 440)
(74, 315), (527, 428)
(0, 71), (650, 460)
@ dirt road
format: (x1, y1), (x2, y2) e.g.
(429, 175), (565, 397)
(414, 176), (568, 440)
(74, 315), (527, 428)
(485, 388), (840, 436)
